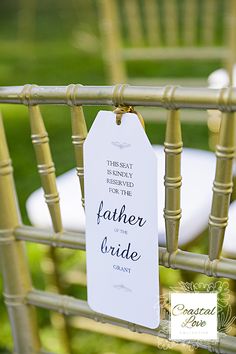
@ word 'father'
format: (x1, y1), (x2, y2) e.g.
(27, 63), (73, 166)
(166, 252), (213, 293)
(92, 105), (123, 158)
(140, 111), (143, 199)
(97, 201), (146, 227)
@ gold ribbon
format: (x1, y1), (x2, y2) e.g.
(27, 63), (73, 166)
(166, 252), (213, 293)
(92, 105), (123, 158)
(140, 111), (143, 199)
(113, 105), (145, 129)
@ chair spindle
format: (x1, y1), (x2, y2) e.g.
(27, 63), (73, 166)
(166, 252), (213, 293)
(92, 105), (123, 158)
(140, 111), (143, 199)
(124, 0), (144, 46)
(29, 105), (63, 233)
(202, 0), (215, 45)
(99, 0), (126, 83)
(143, 0), (160, 46)
(183, 0), (197, 45)
(0, 114), (41, 353)
(163, 0), (178, 46)
(209, 111), (236, 260)
(71, 105), (88, 209)
(164, 109), (182, 253)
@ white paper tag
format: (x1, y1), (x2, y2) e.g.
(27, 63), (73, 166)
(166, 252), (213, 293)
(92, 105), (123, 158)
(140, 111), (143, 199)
(84, 110), (159, 329)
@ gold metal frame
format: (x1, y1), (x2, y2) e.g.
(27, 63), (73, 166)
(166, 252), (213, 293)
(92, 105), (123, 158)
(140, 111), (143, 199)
(0, 84), (236, 353)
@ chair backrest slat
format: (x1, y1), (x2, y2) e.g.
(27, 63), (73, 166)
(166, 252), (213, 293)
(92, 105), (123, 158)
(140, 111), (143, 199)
(70, 105), (88, 208)
(124, 0), (144, 46)
(143, 0), (160, 46)
(0, 114), (41, 353)
(164, 109), (182, 253)
(29, 105), (63, 233)
(209, 111), (236, 260)
(163, 0), (178, 46)
(202, 0), (216, 45)
(99, 0), (126, 83)
(0, 114), (20, 229)
(183, 0), (197, 46)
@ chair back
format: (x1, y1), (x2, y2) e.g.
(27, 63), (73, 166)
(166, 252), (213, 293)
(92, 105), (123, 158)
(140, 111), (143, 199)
(0, 84), (236, 353)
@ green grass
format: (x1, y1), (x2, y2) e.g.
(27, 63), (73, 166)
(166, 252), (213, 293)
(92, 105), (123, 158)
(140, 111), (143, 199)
(127, 59), (221, 80)
(0, 40), (105, 86)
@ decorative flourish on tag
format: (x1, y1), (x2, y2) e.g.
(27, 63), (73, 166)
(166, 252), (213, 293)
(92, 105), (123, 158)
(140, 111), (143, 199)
(113, 284), (132, 292)
(111, 141), (131, 149)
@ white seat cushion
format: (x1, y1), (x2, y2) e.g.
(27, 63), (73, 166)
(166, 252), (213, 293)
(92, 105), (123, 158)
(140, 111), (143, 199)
(208, 64), (236, 88)
(222, 200), (236, 258)
(26, 145), (216, 247)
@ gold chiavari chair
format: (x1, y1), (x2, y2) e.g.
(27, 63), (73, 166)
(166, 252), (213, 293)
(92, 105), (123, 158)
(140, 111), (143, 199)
(0, 84), (236, 354)
(99, 0), (236, 87)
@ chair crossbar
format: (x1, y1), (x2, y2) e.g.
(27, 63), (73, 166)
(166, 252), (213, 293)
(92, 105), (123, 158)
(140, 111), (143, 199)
(1, 84), (236, 110)
(26, 289), (236, 354)
(11, 225), (236, 280)
(122, 47), (229, 61)
(14, 225), (85, 250)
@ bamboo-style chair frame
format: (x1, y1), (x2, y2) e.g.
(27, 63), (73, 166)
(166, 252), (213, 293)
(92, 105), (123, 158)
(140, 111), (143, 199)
(99, 0), (236, 85)
(0, 84), (236, 353)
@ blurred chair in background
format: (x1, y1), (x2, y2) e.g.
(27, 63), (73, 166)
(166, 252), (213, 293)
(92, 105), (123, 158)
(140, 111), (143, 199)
(99, 0), (236, 124)
(208, 65), (236, 268)
(99, 0), (236, 86)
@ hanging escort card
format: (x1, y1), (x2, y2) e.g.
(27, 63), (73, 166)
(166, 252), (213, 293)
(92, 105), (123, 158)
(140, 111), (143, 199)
(84, 110), (159, 329)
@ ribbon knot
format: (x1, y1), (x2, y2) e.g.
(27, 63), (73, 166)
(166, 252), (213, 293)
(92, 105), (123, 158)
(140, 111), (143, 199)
(113, 106), (145, 129)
